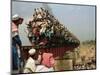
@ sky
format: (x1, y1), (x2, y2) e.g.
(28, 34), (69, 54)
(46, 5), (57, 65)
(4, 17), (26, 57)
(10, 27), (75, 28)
(12, 1), (96, 46)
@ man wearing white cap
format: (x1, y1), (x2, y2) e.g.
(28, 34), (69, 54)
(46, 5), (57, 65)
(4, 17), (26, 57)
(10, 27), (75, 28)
(23, 48), (41, 73)
(12, 14), (24, 70)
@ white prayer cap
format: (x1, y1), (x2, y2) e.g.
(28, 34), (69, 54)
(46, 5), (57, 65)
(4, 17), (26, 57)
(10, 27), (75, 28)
(28, 48), (36, 55)
(12, 14), (20, 21)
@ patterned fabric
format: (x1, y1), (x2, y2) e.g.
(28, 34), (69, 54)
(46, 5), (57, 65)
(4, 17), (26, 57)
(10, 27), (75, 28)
(26, 8), (80, 49)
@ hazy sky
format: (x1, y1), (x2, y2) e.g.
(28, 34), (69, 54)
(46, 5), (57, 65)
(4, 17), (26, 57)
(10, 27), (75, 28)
(12, 1), (96, 46)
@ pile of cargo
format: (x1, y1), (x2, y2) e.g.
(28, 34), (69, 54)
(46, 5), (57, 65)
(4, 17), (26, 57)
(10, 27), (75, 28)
(26, 7), (80, 48)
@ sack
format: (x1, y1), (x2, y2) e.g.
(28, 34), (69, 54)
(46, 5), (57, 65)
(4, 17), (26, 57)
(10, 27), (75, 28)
(41, 53), (55, 68)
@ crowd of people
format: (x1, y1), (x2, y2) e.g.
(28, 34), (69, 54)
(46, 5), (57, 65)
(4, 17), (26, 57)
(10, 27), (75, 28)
(11, 9), (56, 73)
(11, 7), (80, 73)
(73, 46), (96, 70)
(73, 56), (96, 70)
(25, 7), (80, 48)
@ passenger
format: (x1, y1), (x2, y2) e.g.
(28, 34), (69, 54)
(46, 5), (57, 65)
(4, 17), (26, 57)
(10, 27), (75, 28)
(36, 52), (55, 72)
(23, 49), (42, 73)
(12, 14), (24, 70)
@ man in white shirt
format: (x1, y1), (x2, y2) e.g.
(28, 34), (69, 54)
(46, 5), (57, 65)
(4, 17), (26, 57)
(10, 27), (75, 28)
(23, 48), (41, 73)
